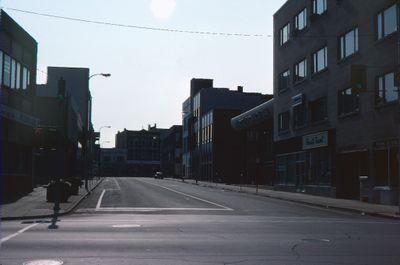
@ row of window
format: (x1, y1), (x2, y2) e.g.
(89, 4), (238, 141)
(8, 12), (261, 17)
(280, 0), (327, 46)
(280, 2), (397, 47)
(279, 26), (362, 92)
(278, 71), (399, 132)
(0, 50), (31, 91)
(279, 45), (329, 91)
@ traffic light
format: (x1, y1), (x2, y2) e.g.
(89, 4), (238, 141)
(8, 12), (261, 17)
(351, 64), (367, 94)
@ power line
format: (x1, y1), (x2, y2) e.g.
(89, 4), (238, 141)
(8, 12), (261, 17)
(4, 7), (265, 38)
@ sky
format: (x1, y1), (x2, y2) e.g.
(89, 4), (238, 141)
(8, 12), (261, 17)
(1, 0), (286, 148)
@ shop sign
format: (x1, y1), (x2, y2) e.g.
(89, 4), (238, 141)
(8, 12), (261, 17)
(303, 131), (328, 150)
(292, 93), (304, 107)
(0, 104), (38, 128)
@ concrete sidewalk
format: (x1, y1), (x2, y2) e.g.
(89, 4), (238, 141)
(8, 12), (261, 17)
(1, 178), (103, 220)
(171, 178), (400, 220)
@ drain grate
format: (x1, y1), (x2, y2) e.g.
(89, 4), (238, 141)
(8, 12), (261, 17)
(23, 259), (63, 265)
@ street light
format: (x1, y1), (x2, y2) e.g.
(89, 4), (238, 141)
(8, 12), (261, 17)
(89, 73), (111, 80)
(83, 73), (111, 191)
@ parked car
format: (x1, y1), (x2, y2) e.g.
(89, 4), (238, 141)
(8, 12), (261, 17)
(154, 171), (164, 179)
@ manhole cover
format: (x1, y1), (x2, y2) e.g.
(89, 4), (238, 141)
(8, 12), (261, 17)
(302, 238), (330, 243)
(23, 259), (63, 265)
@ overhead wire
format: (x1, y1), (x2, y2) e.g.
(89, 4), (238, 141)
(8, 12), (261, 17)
(4, 7), (265, 38)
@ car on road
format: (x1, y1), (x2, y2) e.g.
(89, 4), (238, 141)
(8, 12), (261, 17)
(154, 171), (164, 179)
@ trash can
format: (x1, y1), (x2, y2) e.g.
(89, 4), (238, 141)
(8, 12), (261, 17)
(359, 176), (369, 202)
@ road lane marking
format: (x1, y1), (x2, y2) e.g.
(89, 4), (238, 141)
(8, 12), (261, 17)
(112, 224), (141, 228)
(135, 179), (233, 211)
(112, 177), (121, 190)
(96, 189), (106, 210)
(96, 207), (232, 212)
(1, 223), (39, 243)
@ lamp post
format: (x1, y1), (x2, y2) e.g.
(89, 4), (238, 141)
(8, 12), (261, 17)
(98, 126), (111, 179)
(84, 73), (111, 191)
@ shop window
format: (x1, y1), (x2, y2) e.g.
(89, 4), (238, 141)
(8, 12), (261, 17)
(278, 69), (290, 92)
(312, 0), (327, 15)
(278, 111), (290, 132)
(374, 148), (399, 187)
(293, 104), (307, 128)
(294, 8), (307, 31)
(376, 72), (398, 104)
(340, 28), (359, 60)
(280, 23), (291, 46)
(294, 58), (307, 83)
(377, 4), (398, 40)
(338, 88), (359, 115)
(309, 97), (327, 123)
(312, 46), (328, 74)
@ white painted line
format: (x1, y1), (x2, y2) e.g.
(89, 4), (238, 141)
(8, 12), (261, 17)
(137, 179), (233, 211)
(96, 189), (106, 210)
(112, 224), (141, 228)
(113, 177), (122, 191)
(1, 223), (39, 243)
(96, 207), (232, 212)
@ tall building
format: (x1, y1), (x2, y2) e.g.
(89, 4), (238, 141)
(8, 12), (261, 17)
(273, 0), (399, 204)
(160, 125), (182, 178)
(182, 78), (272, 183)
(115, 125), (168, 177)
(34, 67), (92, 184)
(0, 10), (38, 200)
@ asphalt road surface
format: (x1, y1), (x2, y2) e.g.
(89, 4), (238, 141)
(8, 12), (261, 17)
(1, 177), (400, 265)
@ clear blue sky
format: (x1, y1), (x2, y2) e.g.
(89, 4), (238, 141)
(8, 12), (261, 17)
(1, 0), (286, 147)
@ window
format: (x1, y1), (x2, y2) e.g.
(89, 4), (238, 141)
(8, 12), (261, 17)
(338, 88), (359, 115)
(376, 72), (398, 104)
(377, 4), (398, 40)
(11, 59), (16, 89)
(293, 104), (307, 128)
(340, 28), (359, 59)
(3, 54), (11, 87)
(309, 97), (327, 123)
(312, 0), (327, 15)
(312, 46), (327, 73)
(294, 59), (307, 82)
(295, 8), (307, 31)
(278, 70), (290, 92)
(280, 23), (290, 46)
(278, 111), (290, 132)
(16, 62), (21, 89)
(22, 67), (28, 90)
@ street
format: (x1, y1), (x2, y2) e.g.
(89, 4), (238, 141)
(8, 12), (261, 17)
(1, 177), (400, 265)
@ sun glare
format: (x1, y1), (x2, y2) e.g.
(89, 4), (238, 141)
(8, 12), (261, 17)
(150, 0), (177, 19)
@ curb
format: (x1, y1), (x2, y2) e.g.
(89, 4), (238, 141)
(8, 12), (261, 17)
(169, 178), (400, 221)
(1, 178), (105, 221)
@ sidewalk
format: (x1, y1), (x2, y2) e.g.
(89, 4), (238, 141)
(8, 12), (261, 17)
(1, 178), (103, 221)
(171, 178), (400, 220)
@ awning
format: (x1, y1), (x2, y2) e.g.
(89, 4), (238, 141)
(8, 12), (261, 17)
(231, 98), (274, 130)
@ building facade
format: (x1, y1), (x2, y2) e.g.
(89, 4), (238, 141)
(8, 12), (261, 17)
(34, 67), (91, 184)
(100, 148), (127, 177)
(161, 125), (182, 178)
(231, 99), (275, 186)
(1, 10), (38, 200)
(115, 125), (168, 177)
(274, 0), (399, 204)
(182, 78), (272, 183)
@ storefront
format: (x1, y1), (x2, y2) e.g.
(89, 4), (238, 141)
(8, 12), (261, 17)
(275, 130), (335, 196)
